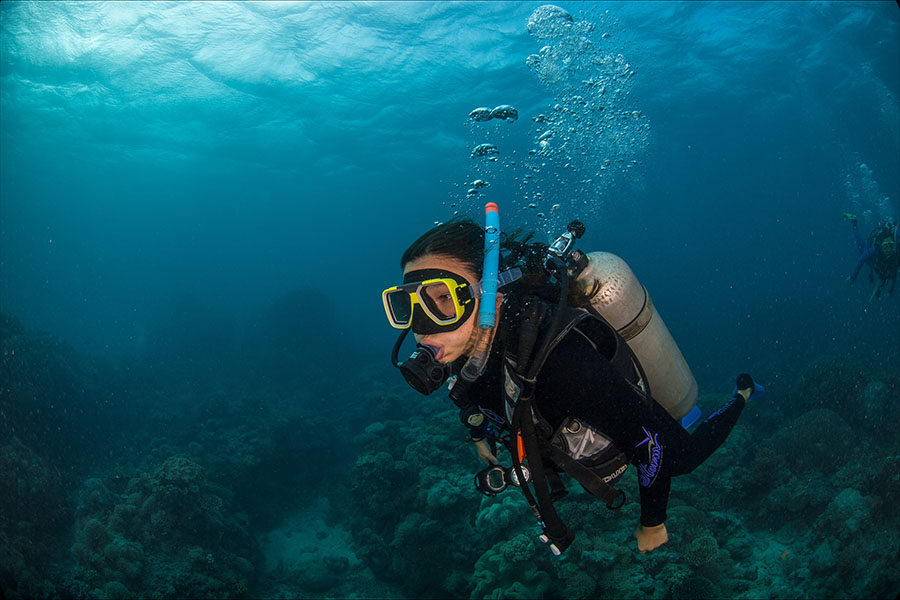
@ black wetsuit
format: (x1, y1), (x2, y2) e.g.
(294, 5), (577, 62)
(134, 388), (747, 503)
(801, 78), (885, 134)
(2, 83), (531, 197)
(466, 323), (746, 527)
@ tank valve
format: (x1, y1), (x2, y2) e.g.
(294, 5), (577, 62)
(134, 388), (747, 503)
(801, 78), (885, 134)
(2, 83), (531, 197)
(546, 220), (588, 278)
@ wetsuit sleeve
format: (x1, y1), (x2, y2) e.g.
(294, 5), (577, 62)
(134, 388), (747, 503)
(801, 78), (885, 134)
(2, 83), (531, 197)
(850, 247), (877, 282)
(535, 329), (690, 527)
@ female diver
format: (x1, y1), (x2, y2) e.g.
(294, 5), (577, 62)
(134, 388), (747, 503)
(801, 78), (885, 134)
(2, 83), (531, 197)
(382, 207), (761, 554)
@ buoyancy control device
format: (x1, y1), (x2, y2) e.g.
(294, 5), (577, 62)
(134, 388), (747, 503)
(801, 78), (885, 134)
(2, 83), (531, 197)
(459, 219), (702, 555)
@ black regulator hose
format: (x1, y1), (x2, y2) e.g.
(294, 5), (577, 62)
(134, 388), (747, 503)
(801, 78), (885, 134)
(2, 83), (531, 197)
(391, 328), (411, 367)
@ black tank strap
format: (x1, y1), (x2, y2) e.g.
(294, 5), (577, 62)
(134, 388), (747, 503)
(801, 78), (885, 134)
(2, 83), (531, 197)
(544, 442), (625, 509)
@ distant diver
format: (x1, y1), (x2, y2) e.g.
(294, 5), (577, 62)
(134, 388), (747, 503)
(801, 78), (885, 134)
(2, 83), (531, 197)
(382, 204), (763, 555)
(843, 213), (899, 300)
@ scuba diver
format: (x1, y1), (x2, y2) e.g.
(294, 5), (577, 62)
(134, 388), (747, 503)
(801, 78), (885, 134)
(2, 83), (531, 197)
(382, 203), (763, 555)
(843, 213), (899, 300)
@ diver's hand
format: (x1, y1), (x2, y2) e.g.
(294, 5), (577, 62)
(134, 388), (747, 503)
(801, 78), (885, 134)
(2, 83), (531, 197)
(473, 439), (499, 465)
(635, 523), (668, 553)
(846, 276), (855, 286)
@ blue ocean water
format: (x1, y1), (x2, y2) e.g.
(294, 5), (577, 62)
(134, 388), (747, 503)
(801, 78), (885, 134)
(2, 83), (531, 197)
(1, 2), (898, 599)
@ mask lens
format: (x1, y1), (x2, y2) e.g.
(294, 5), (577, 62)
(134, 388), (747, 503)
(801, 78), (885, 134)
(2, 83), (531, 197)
(386, 290), (413, 326)
(420, 281), (459, 321)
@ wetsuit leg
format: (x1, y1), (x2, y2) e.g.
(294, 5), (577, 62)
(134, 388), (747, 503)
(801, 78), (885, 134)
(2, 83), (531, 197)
(671, 394), (746, 476)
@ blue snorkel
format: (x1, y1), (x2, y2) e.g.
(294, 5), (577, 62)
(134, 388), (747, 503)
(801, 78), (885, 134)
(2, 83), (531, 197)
(458, 202), (502, 384)
(479, 202), (501, 328)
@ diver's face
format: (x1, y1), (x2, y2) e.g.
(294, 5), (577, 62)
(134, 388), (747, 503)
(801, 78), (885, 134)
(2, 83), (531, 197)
(881, 240), (896, 258)
(403, 254), (488, 364)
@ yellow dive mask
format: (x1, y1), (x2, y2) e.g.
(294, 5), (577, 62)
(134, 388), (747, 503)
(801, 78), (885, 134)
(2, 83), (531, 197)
(382, 268), (477, 334)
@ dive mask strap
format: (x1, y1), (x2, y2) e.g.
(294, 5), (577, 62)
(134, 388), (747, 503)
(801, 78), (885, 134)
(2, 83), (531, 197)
(497, 267), (522, 289)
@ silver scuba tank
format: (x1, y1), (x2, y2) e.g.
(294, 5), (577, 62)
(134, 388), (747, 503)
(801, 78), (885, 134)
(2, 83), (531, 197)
(575, 251), (698, 421)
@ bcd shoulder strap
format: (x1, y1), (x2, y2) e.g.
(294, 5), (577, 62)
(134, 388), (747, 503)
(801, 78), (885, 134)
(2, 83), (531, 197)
(504, 297), (639, 554)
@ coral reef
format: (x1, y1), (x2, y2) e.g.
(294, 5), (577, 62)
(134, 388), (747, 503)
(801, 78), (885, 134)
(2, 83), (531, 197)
(685, 535), (719, 568)
(0, 437), (70, 599)
(346, 397), (488, 596)
(1, 308), (897, 599)
(340, 367), (900, 599)
(0, 312), (116, 468)
(470, 534), (553, 599)
(68, 455), (258, 598)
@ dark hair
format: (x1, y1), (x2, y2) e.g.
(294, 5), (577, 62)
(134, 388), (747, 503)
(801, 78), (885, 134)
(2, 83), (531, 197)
(401, 219), (486, 277)
(401, 218), (594, 307)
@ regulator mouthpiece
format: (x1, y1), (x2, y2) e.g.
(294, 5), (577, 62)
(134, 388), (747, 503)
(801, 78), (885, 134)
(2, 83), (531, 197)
(397, 342), (451, 395)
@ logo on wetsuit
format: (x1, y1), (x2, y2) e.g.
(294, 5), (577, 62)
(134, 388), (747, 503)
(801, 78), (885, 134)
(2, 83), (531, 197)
(635, 427), (662, 487)
(706, 394), (738, 421)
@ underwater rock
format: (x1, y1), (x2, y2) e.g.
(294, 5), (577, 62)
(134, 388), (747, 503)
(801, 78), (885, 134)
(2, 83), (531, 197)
(817, 487), (878, 539)
(834, 450), (900, 510)
(747, 444), (787, 488)
(810, 540), (836, 574)
(292, 553), (348, 593)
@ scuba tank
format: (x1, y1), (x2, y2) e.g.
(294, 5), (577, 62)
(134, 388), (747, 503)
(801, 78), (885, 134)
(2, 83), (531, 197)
(575, 251), (698, 422)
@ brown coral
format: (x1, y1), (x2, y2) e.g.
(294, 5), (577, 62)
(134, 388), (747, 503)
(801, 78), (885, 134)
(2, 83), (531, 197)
(686, 535), (719, 568)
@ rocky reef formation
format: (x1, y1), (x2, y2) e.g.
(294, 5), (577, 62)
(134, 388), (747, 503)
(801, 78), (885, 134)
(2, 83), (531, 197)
(65, 455), (258, 599)
(343, 358), (900, 599)
(2, 306), (898, 598)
